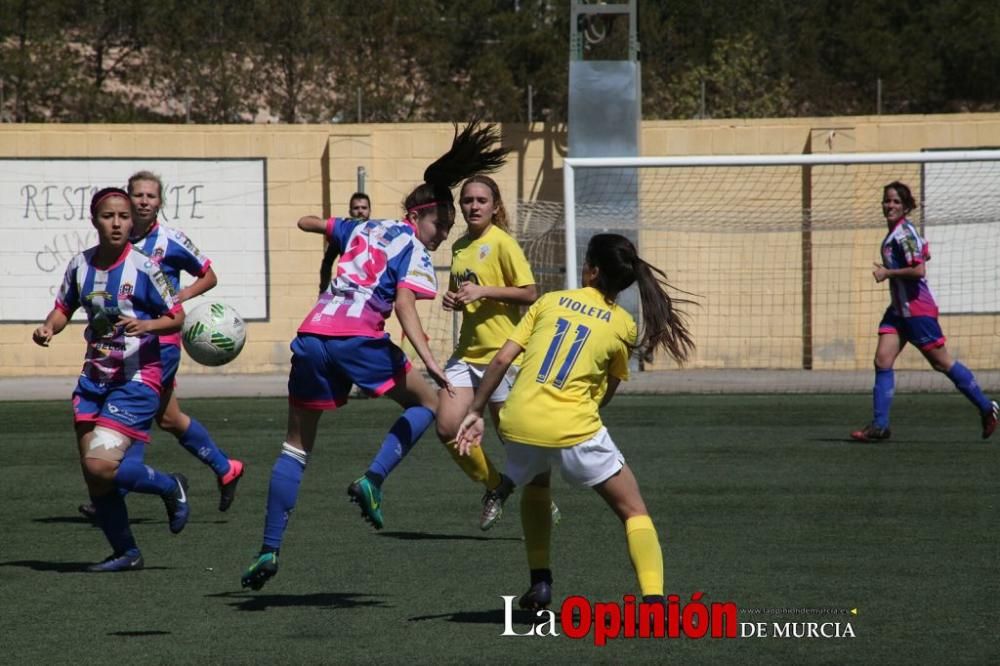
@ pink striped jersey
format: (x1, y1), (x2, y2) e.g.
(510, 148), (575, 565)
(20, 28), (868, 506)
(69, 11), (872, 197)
(881, 218), (938, 318)
(131, 221), (212, 346)
(298, 217), (438, 338)
(55, 244), (182, 391)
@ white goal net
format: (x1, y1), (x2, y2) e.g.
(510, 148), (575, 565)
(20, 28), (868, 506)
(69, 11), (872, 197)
(512, 150), (1000, 392)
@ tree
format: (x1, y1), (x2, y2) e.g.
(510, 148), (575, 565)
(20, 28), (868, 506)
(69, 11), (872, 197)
(660, 33), (793, 119)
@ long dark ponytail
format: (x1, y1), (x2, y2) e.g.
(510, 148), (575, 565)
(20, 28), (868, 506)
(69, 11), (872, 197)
(403, 119), (510, 223)
(586, 233), (695, 364)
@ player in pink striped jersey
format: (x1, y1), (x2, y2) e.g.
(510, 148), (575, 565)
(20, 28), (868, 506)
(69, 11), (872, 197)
(34, 188), (191, 572)
(242, 121), (509, 590)
(851, 181), (999, 442)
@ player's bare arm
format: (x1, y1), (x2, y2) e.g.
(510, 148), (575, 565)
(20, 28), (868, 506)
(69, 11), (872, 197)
(394, 287), (453, 395)
(297, 215), (327, 234)
(175, 266), (218, 303)
(32, 309), (70, 347)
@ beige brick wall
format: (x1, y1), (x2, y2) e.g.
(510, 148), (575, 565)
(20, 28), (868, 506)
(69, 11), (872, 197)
(3, 114), (1000, 378)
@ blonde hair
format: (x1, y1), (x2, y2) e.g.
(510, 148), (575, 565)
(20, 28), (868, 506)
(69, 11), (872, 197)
(127, 170), (164, 198)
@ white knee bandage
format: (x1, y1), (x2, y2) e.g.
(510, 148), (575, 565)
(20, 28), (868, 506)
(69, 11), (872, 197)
(85, 426), (131, 461)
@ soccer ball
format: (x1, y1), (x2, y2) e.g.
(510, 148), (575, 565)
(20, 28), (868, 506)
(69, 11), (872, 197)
(181, 302), (247, 367)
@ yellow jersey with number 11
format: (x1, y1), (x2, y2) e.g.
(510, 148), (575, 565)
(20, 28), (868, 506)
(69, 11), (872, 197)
(498, 287), (636, 448)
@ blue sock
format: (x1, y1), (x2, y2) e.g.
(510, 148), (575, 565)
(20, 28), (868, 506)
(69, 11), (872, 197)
(178, 418), (231, 477)
(262, 443), (307, 551)
(91, 493), (138, 555)
(366, 406), (435, 482)
(115, 443), (178, 497)
(946, 362), (992, 413)
(873, 368), (894, 429)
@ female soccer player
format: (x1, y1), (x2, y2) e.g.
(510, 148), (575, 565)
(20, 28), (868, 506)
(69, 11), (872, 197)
(34, 188), (191, 572)
(436, 174), (540, 530)
(457, 233), (695, 609)
(241, 121), (509, 591)
(851, 181), (998, 442)
(77, 171), (244, 521)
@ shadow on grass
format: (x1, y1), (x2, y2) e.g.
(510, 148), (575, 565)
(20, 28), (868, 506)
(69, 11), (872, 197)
(376, 530), (521, 542)
(0, 560), (169, 573)
(409, 608), (557, 626)
(207, 591), (389, 612)
(31, 516), (155, 526)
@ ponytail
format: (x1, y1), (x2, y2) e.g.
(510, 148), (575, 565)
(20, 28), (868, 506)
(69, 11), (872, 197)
(403, 119), (510, 221)
(585, 233), (696, 364)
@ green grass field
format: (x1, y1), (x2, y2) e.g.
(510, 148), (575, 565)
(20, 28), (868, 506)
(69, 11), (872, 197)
(2, 394), (998, 664)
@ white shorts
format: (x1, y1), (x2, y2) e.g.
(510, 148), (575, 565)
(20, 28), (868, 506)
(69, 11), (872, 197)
(503, 427), (625, 488)
(445, 358), (518, 403)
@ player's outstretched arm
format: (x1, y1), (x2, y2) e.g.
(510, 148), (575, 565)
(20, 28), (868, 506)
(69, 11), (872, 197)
(297, 215), (327, 234)
(32, 308), (69, 347)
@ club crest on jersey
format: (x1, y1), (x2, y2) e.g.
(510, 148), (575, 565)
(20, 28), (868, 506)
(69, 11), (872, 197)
(119, 282), (134, 298)
(153, 247), (165, 262)
(83, 290), (113, 304)
(479, 244), (491, 261)
(456, 269), (480, 286)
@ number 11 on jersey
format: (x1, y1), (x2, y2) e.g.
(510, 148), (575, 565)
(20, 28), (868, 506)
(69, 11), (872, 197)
(536, 317), (591, 389)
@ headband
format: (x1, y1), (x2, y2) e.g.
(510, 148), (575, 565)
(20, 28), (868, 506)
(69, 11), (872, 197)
(407, 200), (445, 213)
(90, 190), (130, 217)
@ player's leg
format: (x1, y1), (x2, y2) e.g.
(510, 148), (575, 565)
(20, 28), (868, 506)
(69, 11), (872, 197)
(344, 337), (436, 529)
(436, 361), (503, 491)
(75, 421), (140, 571)
(158, 344), (246, 511)
(852, 318), (904, 441)
(502, 442), (556, 609)
(346, 366), (438, 529)
(244, 335), (333, 589)
(593, 464), (664, 603)
(921, 340), (999, 438)
(518, 471), (555, 609)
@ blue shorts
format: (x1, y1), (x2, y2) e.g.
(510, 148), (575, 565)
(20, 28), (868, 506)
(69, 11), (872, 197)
(287, 334), (412, 410)
(878, 309), (946, 351)
(161, 343), (181, 389)
(72, 375), (160, 442)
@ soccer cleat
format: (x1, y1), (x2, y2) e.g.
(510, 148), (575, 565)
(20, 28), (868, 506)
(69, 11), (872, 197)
(217, 459), (245, 512)
(87, 549), (144, 573)
(480, 488), (506, 531)
(981, 401), (999, 439)
(518, 581), (553, 610)
(550, 500), (562, 526)
(78, 502), (98, 523)
(163, 473), (190, 534)
(241, 552), (278, 591)
(850, 424), (891, 442)
(347, 477), (384, 530)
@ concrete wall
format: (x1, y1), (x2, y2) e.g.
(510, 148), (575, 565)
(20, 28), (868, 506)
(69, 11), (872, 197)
(2, 114), (1000, 378)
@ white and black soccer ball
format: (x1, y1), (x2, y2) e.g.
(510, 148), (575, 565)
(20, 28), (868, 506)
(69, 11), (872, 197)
(181, 302), (247, 367)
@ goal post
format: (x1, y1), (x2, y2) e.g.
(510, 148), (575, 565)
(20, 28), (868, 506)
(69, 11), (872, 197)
(550, 149), (1000, 385)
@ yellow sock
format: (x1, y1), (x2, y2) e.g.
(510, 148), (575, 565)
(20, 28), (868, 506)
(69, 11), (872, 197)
(521, 485), (552, 570)
(443, 440), (501, 488)
(625, 515), (663, 597)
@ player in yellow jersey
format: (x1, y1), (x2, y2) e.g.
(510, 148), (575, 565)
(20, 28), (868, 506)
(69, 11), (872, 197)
(457, 233), (695, 609)
(437, 174), (540, 529)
